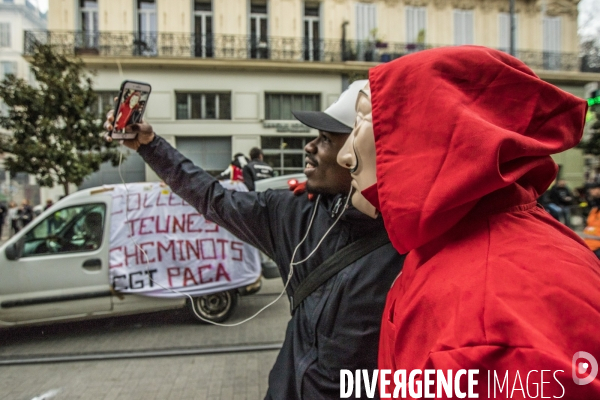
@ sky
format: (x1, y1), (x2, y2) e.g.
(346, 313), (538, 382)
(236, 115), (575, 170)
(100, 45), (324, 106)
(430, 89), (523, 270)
(579, 0), (600, 39)
(34, 0), (600, 39)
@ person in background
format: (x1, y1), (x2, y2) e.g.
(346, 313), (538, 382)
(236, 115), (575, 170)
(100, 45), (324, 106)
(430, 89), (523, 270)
(44, 199), (53, 211)
(18, 199), (34, 228)
(582, 182), (600, 258)
(8, 201), (19, 235)
(548, 179), (575, 227)
(218, 153), (249, 182)
(243, 147), (274, 191)
(0, 201), (7, 239)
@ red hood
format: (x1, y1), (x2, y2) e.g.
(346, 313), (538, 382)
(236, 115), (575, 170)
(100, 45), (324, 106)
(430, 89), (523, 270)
(369, 46), (587, 254)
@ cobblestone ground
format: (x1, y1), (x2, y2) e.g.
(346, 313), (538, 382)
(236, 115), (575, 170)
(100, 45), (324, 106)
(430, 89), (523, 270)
(0, 350), (278, 400)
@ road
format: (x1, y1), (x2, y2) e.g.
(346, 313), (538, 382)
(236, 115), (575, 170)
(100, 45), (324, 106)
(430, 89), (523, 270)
(0, 278), (290, 400)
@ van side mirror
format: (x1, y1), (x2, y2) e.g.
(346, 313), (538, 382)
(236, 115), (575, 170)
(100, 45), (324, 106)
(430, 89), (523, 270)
(5, 239), (24, 261)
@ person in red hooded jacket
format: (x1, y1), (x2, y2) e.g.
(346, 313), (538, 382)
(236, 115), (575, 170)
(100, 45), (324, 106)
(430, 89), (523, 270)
(115, 90), (142, 131)
(338, 46), (600, 398)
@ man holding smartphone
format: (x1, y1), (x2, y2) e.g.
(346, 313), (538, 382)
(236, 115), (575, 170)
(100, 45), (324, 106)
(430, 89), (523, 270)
(104, 80), (404, 399)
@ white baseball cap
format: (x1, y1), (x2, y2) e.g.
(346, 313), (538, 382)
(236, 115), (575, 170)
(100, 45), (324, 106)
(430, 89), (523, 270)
(292, 79), (369, 134)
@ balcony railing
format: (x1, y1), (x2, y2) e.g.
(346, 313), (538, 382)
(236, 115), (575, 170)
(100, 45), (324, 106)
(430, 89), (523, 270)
(24, 30), (584, 73)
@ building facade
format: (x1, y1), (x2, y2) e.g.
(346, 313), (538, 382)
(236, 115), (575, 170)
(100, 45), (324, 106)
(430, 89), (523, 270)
(0, 0), (46, 206)
(35, 0), (600, 189)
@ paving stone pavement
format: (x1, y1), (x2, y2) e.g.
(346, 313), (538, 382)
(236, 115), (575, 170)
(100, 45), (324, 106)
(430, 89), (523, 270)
(0, 266), (288, 400)
(0, 350), (278, 400)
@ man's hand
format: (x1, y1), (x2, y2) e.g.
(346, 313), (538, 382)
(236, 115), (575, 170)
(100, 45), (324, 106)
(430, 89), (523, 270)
(103, 108), (155, 151)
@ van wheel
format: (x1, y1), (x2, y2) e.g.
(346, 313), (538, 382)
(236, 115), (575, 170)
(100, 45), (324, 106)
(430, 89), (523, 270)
(189, 291), (238, 324)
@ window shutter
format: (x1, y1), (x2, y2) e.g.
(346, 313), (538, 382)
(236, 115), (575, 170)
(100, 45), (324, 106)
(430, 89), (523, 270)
(454, 10), (463, 45)
(465, 10), (473, 44)
(543, 16), (561, 52)
(356, 3), (376, 41)
(454, 10), (473, 45)
(0, 23), (11, 47)
(499, 12), (518, 52)
(418, 7), (426, 41)
(499, 13), (509, 50)
(406, 6), (426, 43)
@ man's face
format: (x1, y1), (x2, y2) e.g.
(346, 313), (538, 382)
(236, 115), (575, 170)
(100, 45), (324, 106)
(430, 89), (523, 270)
(304, 131), (352, 195)
(590, 187), (600, 199)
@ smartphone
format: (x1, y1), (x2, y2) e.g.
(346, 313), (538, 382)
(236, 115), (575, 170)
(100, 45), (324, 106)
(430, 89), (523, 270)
(111, 80), (152, 139)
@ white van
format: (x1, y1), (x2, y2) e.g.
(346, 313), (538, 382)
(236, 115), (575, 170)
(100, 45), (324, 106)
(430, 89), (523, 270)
(0, 183), (263, 328)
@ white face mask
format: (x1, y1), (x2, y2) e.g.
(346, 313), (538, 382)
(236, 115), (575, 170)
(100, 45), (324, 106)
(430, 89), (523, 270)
(130, 95), (140, 107)
(337, 82), (378, 218)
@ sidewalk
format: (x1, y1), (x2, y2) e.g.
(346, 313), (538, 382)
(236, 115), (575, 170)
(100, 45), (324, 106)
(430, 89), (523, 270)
(1, 348), (278, 400)
(0, 278), (288, 400)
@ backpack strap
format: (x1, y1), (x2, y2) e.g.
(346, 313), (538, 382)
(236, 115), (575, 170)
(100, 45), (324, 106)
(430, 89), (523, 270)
(290, 229), (391, 313)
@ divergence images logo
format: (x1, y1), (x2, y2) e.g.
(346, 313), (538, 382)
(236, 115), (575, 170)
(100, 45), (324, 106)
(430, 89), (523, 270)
(572, 351), (598, 385)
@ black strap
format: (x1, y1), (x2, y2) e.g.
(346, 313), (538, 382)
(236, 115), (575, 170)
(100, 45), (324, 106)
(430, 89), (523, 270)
(290, 229), (391, 313)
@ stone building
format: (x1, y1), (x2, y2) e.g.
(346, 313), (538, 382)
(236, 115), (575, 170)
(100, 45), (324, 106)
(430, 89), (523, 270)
(30, 0), (600, 189)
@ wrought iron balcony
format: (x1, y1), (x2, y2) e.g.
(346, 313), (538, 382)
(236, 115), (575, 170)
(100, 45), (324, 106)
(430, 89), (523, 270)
(24, 30), (584, 73)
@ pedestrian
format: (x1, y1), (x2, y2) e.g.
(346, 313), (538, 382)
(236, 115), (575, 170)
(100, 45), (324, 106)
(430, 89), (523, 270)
(0, 201), (7, 239)
(104, 79), (405, 399)
(548, 179), (575, 227)
(8, 201), (19, 235)
(44, 199), (53, 211)
(582, 183), (600, 258)
(218, 153), (248, 182)
(337, 46), (600, 398)
(242, 147), (274, 191)
(19, 199), (34, 228)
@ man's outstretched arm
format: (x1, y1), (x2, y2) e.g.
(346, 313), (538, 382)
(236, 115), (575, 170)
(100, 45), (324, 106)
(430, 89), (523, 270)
(104, 118), (277, 258)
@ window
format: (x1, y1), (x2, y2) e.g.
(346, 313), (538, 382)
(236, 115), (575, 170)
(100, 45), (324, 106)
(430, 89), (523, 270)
(94, 91), (119, 118)
(194, 0), (213, 58)
(355, 3), (376, 61)
(304, 3), (320, 61)
(499, 12), (518, 52)
(543, 16), (561, 70)
(261, 136), (315, 176)
(265, 93), (320, 120)
(22, 203), (106, 257)
(249, 1), (268, 59)
(1, 61), (16, 79)
(136, 0), (157, 56)
(0, 23), (11, 48)
(356, 3), (376, 41)
(406, 6), (426, 47)
(176, 136), (231, 176)
(28, 65), (35, 84)
(80, 0), (98, 48)
(79, 148), (146, 188)
(176, 92), (231, 120)
(453, 9), (473, 45)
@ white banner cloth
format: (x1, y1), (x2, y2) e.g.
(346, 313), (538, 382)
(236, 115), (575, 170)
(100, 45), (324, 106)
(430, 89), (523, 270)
(108, 182), (261, 297)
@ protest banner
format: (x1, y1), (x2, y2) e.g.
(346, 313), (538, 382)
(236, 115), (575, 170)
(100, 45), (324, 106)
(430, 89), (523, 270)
(108, 182), (261, 297)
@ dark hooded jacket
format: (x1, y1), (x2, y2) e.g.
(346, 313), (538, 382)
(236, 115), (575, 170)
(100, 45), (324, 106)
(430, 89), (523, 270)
(243, 159), (274, 191)
(368, 46), (600, 398)
(138, 136), (404, 399)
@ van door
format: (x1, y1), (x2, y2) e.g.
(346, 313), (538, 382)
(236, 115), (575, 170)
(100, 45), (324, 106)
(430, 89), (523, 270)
(0, 202), (112, 324)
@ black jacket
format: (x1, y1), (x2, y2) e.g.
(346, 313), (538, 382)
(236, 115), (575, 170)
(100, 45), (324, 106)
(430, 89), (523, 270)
(243, 159), (275, 191)
(549, 184), (574, 206)
(139, 136), (405, 399)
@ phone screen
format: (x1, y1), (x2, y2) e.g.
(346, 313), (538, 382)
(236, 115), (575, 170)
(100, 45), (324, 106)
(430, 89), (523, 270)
(112, 81), (151, 139)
